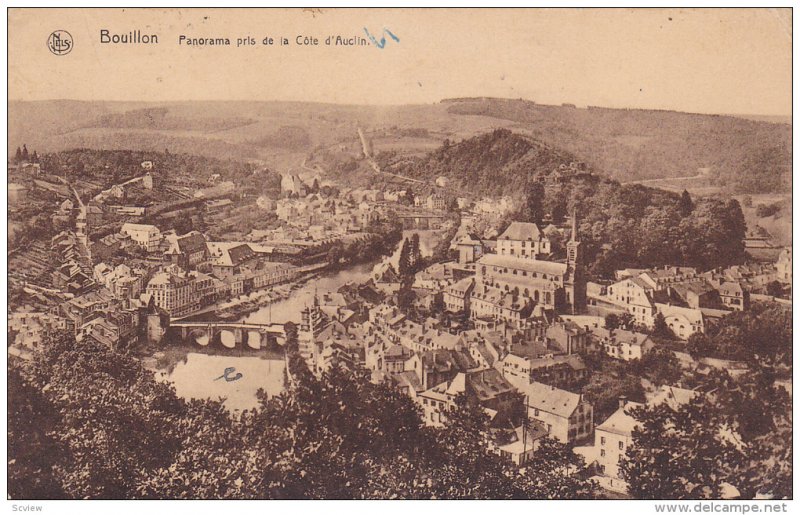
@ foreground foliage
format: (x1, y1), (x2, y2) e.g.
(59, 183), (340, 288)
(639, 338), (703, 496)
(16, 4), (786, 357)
(620, 368), (792, 499)
(9, 332), (596, 499)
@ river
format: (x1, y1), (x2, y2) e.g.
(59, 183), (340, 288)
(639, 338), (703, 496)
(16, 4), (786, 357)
(156, 261), (380, 412)
(157, 230), (441, 412)
(156, 352), (286, 412)
(243, 262), (376, 325)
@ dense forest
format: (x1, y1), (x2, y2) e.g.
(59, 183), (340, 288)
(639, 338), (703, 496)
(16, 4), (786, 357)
(375, 128), (577, 197)
(379, 129), (747, 277)
(444, 98), (791, 193)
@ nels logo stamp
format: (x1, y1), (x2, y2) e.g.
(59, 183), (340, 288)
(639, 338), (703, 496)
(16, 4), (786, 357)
(47, 30), (73, 55)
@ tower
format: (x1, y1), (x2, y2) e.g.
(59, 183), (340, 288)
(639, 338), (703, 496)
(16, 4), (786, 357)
(298, 293), (327, 365)
(565, 208), (586, 314)
(76, 206), (89, 247)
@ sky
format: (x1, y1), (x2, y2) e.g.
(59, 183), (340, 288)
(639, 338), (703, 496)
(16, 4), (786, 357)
(8, 8), (793, 116)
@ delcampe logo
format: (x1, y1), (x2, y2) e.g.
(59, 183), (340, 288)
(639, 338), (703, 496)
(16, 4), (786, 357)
(47, 30), (73, 55)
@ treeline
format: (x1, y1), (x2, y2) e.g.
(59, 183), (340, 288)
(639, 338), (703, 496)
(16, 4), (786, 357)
(327, 221), (403, 269)
(90, 107), (255, 132)
(13, 143), (39, 163)
(621, 366), (791, 499)
(536, 179), (747, 276)
(37, 131), (262, 163)
(686, 303), (792, 366)
(9, 332), (597, 499)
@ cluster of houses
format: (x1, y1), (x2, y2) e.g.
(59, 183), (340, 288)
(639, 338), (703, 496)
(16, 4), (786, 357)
(282, 208), (790, 495)
(574, 385), (702, 494)
(9, 221), (299, 352)
(289, 279), (674, 481)
(122, 224), (298, 318)
(286, 215), (599, 467)
(289, 263), (748, 495)
(273, 195), (381, 239)
(587, 252), (792, 339)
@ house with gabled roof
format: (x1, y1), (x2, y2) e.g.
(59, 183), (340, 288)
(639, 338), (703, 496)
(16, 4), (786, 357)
(207, 242), (259, 279)
(496, 222), (551, 260)
(520, 380), (593, 444)
(576, 386), (700, 494)
(593, 328), (655, 361)
(716, 281), (749, 311)
(164, 230), (208, 269)
(417, 369), (520, 428)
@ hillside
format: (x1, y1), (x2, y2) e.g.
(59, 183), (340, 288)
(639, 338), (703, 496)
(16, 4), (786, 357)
(375, 128), (748, 277)
(8, 98), (791, 194)
(443, 98), (791, 194)
(374, 129), (582, 197)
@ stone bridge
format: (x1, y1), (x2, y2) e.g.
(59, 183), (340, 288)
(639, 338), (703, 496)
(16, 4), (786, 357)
(396, 213), (446, 230)
(169, 321), (286, 351)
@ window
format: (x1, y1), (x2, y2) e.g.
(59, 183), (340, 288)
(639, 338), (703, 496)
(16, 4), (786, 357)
(618, 441), (624, 451)
(601, 436), (606, 445)
(534, 409), (540, 416)
(600, 449), (606, 457)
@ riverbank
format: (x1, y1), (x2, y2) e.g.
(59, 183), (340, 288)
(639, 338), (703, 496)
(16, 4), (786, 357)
(177, 265), (329, 322)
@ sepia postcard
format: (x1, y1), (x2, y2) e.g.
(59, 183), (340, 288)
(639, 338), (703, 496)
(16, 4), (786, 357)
(5, 5), (794, 509)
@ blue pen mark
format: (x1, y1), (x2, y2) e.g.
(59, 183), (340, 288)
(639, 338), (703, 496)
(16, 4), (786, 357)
(214, 366), (243, 382)
(363, 27), (399, 49)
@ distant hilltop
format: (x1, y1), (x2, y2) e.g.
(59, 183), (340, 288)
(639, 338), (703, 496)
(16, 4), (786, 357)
(440, 96), (791, 124)
(8, 97), (790, 194)
(438, 97), (791, 192)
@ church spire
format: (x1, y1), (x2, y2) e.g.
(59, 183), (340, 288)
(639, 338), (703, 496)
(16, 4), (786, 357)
(570, 208), (578, 242)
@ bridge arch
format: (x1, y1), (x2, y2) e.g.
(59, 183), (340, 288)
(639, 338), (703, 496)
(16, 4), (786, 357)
(188, 329), (210, 347)
(219, 329), (237, 349)
(246, 330), (262, 350)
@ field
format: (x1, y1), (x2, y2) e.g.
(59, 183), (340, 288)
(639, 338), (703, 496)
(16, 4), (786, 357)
(737, 193), (793, 246)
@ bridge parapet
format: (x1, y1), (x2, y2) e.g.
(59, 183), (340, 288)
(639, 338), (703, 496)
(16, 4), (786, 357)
(169, 321), (286, 351)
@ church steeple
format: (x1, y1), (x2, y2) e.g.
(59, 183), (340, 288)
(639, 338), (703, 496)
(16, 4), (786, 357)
(565, 207), (585, 314)
(570, 208), (578, 242)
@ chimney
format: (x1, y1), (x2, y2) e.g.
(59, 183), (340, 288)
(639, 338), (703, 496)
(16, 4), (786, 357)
(618, 396), (627, 409)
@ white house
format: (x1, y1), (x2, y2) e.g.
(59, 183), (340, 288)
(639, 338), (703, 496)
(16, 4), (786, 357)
(121, 223), (163, 252)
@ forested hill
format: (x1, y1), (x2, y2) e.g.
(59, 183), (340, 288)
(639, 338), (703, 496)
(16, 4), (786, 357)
(379, 128), (748, 276)
(441, 98), (791, 193)
(375, 129), (584, 197)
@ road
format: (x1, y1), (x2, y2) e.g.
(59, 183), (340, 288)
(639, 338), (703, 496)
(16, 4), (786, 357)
(355, 127), (428, 185)
(622, 168), (710, 186)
